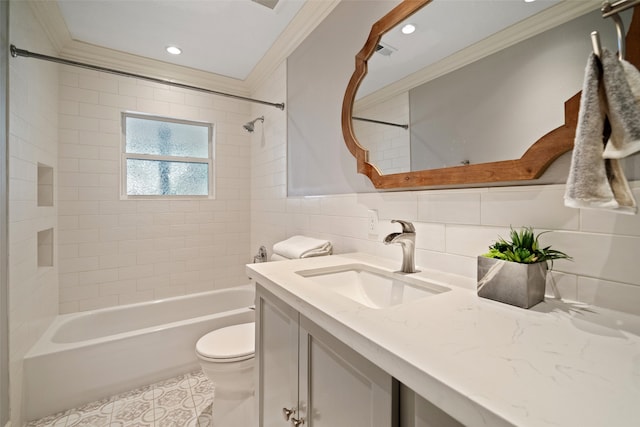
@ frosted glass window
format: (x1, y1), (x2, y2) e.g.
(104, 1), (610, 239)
(126, 159), (208, 196)
(122, 113), (213, 198)
(125, 117), (209, 158)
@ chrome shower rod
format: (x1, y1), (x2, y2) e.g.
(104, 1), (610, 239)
(10, 45), (285, 110)
(602, 0), (640, 18)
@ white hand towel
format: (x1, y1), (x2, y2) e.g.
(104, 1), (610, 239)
(564, 52), (637, 214)
(270, 253), (289, 261)
(272, 235), (333, 259)
(603, 56), (640, 159)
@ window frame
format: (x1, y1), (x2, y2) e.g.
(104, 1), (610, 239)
(120, 112), (215, 200)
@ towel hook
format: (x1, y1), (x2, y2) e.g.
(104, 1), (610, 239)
(602, 1), (627, 59)
(591, 30), (603, 58)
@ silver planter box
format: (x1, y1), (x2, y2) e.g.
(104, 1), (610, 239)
(477, 256), (547, 309)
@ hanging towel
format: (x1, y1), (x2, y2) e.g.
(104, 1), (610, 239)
(564, 52), (637, 214)
(272, 235), (333, 259)
(603, 55), (640, 159)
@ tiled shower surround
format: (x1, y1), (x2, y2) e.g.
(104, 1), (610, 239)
(26, 370), (213, 427)
(57, 66), (252, 313)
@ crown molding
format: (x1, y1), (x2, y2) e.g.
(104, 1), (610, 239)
(355, 0), (602, 111)
(59, 39), (249, 96)
(245, 0), (341, 92)
(27, 0), (71, 52)
(28, 0), (340, 98)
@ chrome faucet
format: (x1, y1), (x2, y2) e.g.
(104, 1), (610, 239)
(384, 220), (419, 274)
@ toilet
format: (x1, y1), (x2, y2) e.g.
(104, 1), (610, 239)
(196, 321), (255, 425)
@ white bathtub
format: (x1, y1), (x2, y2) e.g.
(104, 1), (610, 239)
(24, 284), (255, 421)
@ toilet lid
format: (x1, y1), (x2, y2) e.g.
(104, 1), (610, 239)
(196, 322), (255, 362)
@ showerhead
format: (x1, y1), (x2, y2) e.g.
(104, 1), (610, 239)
(243, 116), (264, 133)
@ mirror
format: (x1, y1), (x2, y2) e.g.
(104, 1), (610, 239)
(341, 0), (640, 189)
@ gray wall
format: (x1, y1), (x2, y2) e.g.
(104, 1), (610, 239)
(287, 4), (638, 195)
(287, 1), (397, 196)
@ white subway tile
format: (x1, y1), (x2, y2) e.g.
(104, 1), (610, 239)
(60, 284), (99, 302)
(580, 187), (640, 236)
(60, 86), (100, 104)
(414, 222), (446, 252)
(99, 92), (136, 109)
(544, 231), (640, 286)
(545, 271), (578, 301)
(58, 256), (100, 273)
(577, 276), (640, 315)
(415, 249), (477, 283)
(445, 225), (511, 257)
(118, 264), (154, 280)
(78, 75), (118, 94)
(99, 279), (137, 296)
(78, 295), (119, 312)
(119, 82), (154, 99)
(481, 187), (578, 230)
(77, 268), (119, 286)
(119, 291), (154, 305)
(418, 193), (481, 225)
(59, 114), (101, 131)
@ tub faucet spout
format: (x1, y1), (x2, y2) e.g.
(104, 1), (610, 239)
(384, 220), (418, 274)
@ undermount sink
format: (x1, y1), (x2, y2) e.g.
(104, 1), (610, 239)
(296, 264), (449, 309)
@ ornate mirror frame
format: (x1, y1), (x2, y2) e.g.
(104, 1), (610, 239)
(341, 0), (640, 189)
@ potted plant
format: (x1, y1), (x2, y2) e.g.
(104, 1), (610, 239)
(477, 227), (571, 308)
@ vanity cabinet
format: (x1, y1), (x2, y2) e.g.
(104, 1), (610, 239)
(256, 285), (396, 427)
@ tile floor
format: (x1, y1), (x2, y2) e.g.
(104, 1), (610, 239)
(27, 370), (214, 427)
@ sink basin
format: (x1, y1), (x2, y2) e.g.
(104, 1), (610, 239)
(296, 264), (449, 309)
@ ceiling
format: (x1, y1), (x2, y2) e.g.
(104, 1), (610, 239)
(53, 0), (591, 89)
(56, 0), (308, 81)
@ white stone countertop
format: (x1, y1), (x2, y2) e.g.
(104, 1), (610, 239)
(246, 253), (640, 427)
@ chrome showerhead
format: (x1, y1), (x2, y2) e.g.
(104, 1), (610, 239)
(243, 116), (264, 133)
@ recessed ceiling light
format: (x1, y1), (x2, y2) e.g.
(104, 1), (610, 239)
(524, 0), (536, 3)
(166, 46), (182, 55)
(401, 24), (416, 35)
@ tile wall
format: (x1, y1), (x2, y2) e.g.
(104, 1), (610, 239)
(251, 60), (640, 316)
(57, 67), (253, 313)
(8, 2), (60, 426)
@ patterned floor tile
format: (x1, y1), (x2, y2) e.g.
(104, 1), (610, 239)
(27, 370), (221, 427)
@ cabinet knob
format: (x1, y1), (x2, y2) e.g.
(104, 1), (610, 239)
(291, 416), (305, 426)
(282, 407), (294, 421)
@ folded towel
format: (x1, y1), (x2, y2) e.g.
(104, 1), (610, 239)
(564, 52), (637, 214)
(603, 55), (640, 159)
(270, 253), (289, 262)
(272, 235), (333, 259)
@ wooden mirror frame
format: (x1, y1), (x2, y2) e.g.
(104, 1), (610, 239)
(341, 1), (640, 189)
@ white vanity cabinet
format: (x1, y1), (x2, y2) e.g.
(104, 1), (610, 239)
(256, 285), (396, 427)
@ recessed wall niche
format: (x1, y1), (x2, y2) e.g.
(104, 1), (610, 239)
(37, 163), (54, 207)
(37, 228), (53, 267)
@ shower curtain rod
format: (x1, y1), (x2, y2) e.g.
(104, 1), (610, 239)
(352, 116), (408, 129)
(10, 45), (285, 110)
(602, 0), (640, 18)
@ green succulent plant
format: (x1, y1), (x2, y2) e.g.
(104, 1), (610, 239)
(482, 227), (571, 266)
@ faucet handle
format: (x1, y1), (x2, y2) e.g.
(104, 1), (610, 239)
(391, 219), (415, 233)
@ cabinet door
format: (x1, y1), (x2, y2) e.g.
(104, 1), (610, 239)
(299, 315), (397, 427)
(257, 286), (300, 427)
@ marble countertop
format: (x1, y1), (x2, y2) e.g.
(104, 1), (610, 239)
(246, 253), (640, 427)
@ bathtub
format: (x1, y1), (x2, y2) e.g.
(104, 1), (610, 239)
(24, 284), (255, 421)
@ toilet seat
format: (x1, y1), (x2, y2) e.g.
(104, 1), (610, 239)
(196, 322), (255, 363)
